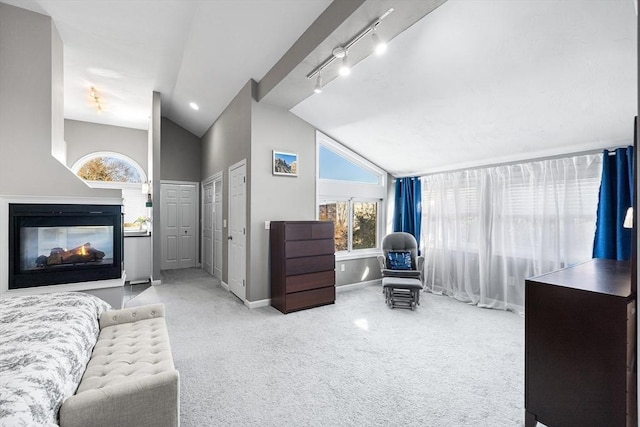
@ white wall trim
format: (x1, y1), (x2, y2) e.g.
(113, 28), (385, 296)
(0, 194), (123, 205)
(2, 276), (125, 299)
(244, 298), (271, 309)
(202, 171), (223, 186)
(336, 278), (382, 293)
(221, 281), (229, 291)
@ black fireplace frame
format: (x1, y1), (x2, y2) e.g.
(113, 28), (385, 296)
(8, 203), (123, 289)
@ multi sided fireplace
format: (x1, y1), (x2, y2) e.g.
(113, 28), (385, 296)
(9, 204), (123, 289)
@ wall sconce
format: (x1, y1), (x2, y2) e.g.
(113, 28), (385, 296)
(141, 181), (152, 207)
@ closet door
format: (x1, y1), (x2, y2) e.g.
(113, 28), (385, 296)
(161, 182), (197, 270)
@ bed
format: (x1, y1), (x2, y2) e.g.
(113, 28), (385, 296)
(0, 292), (111, 427)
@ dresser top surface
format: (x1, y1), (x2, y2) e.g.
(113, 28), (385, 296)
(527, 258), (631, 297)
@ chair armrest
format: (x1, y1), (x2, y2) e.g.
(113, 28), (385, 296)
(99, 304), (165, 328)
(377, 255), (386, 272)
(416, 256), (425, 274)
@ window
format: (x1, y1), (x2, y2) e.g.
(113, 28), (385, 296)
(421, 153), (603, 313)
(72, 152), (148, 228)
(316, 132), (386, 257)
(319, 200), (348, 251)
(77, 156), (142, 182)
(319, 145), (379, 184)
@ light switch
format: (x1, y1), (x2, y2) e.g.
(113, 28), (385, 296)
(265, 221), (270, 230)
(223, 219), (227, 228)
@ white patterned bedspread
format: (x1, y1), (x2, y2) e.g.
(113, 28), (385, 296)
(0, 292), (111, 427)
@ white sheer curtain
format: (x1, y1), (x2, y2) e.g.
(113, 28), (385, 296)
(421, 154), (602, 314)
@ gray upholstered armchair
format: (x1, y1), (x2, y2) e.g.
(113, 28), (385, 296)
(377, 232), (424, 284)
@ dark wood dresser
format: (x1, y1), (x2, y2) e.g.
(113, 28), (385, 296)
(525, 258), (636, 427)
(269, 221), (335, 314)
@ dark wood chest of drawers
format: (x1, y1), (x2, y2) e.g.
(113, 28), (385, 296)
(269, 221), (335, 314)
(525, 259), (636, 427)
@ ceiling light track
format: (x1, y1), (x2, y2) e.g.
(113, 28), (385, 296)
(306, 8), (394, 80)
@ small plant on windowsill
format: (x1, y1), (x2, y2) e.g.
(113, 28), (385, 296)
(134, 216), (151, 231)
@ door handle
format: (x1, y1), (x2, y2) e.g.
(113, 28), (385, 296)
(228, 236), (233, 240)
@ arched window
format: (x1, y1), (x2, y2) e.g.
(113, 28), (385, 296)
(72, 152), (148, 231)
(72, 152), (145, 183)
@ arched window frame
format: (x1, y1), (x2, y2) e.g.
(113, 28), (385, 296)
(72, 152), (149, 229)
(71, 151), (147, 185)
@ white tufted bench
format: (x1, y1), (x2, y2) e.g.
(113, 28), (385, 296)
(60, 304), (180, 427)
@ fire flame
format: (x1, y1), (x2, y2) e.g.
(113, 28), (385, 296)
(80, 245), (86, 256)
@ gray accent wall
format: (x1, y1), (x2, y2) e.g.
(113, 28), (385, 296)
(161, 117), (201, 182)
(200, 81), (253, 285)
(249, 99), (317, 301)
(65, 120), (148, 176)
(335, 257), (382, 286)
(150, 91), (162, 282)
(0, 3), (117, 199)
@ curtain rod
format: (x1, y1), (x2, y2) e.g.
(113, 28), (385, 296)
(395, 143), (632, 180)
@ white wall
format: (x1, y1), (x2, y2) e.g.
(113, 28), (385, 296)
(150, 91), (162, 282)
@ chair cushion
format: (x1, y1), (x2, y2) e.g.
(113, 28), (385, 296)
(387, 251), (412, 270)
(382, 269), (421, 278)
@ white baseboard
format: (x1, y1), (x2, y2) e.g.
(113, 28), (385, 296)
(151, 279), (161, 286)
(336, 278), (382, 293)
(221, 281), (229, 291)
(244, 298), (271, 309)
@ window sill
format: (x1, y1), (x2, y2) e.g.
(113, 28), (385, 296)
(335, 250), (382, 262)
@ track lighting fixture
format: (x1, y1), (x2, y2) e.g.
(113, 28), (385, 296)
(306, 8), (394, 92)
(313, 74), (323, 93)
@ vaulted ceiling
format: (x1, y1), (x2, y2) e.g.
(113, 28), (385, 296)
(2, 0), (636, 176)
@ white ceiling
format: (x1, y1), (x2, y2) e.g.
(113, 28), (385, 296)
(2, 0), (332, 136)
(2, 0), (637, 177)
(293, 0), (638, 176)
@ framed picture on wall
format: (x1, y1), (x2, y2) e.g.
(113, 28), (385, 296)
(273, 151), (298, 176)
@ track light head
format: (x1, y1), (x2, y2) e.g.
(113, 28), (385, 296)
(372, 32), (387, 55)
(339, 53), (350, 76)
(313, 74), (323, 94)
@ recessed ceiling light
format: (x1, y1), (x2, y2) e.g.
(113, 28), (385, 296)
(189, 102), (199, 110)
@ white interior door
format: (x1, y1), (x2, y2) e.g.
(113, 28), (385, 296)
(228, 161), (246, 301)
(213, 177), (223, 280)
(202, 180), (214, 275)
(161, 184), (179, 270)
(161, 182), (197, 270)
(178, 185), (196, 269)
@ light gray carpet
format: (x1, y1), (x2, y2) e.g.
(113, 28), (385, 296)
(127, 268), (525, 426)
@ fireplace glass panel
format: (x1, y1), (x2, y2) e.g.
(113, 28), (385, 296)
(19, 225), (115, 272)
(9, 203), (123, 289)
